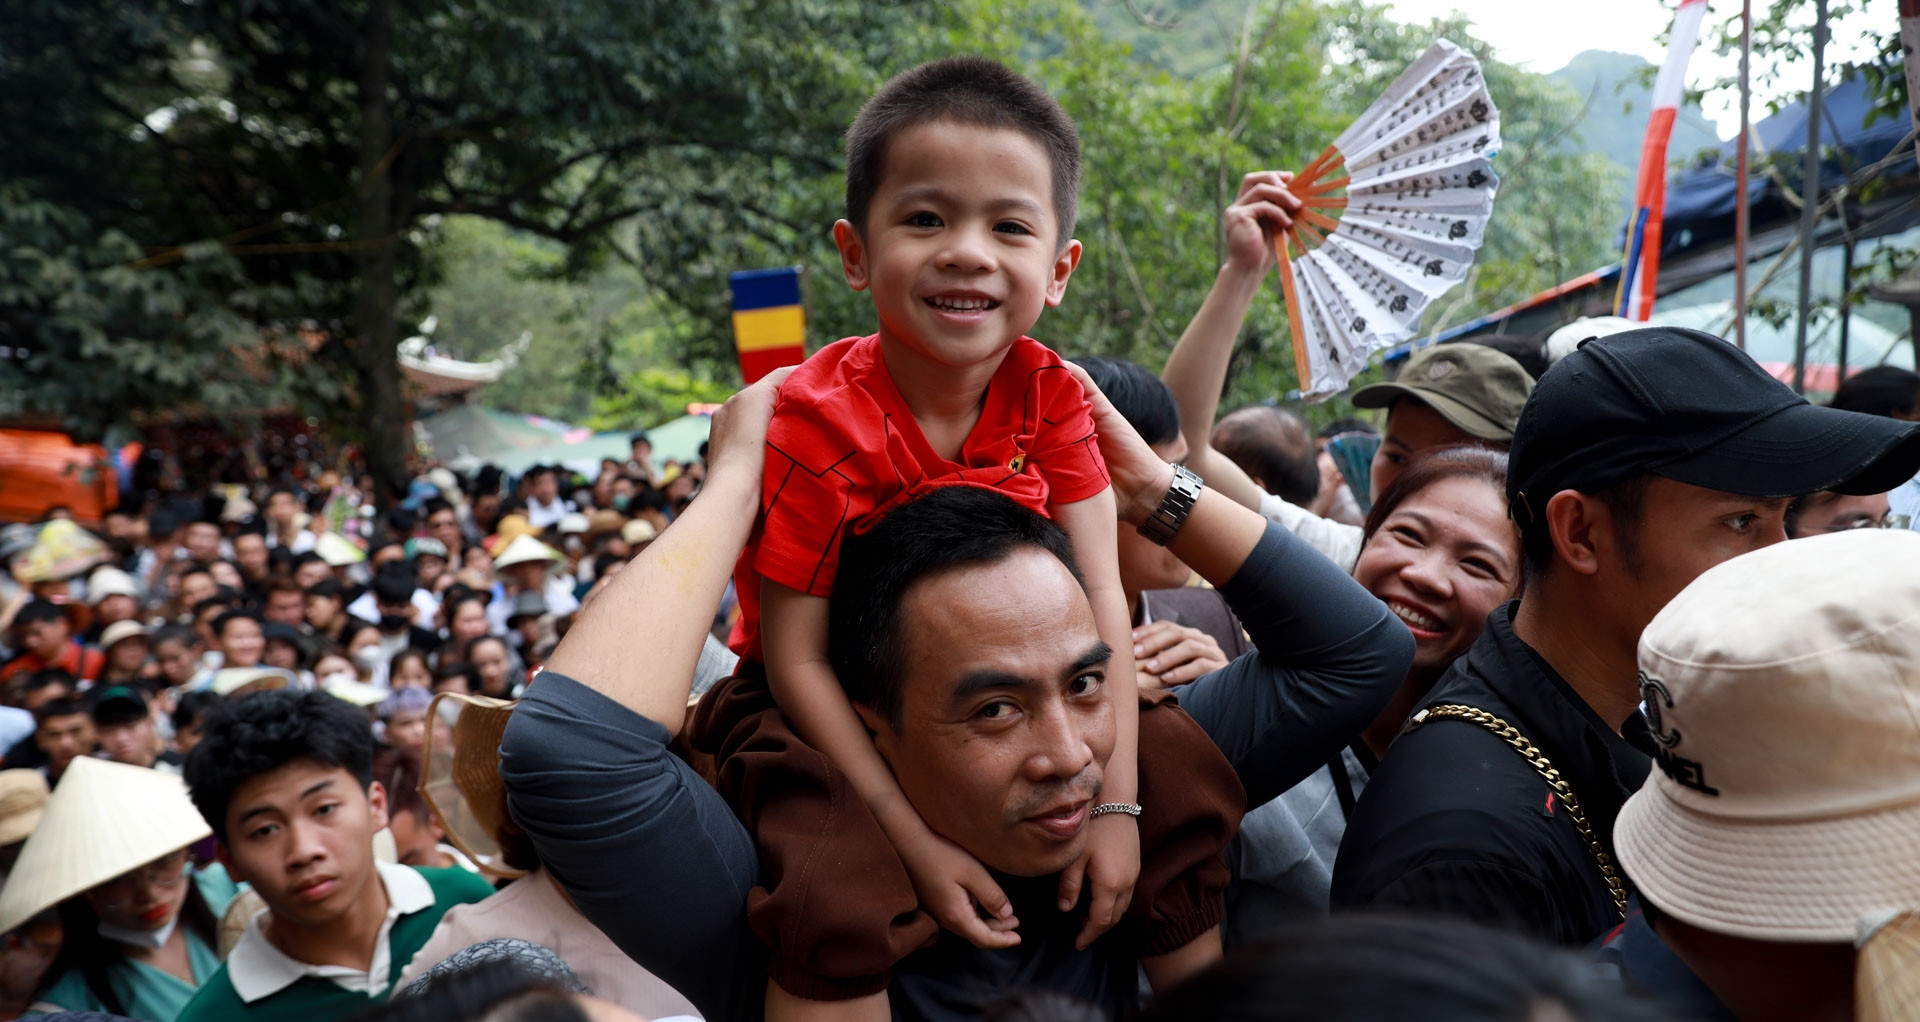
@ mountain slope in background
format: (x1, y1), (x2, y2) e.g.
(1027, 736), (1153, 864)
(1549, 49), (1724, 213)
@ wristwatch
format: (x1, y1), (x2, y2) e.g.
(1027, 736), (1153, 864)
(1137, 464), (1203, 546)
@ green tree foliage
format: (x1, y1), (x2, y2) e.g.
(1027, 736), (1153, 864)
(3, 0), (1632, 465)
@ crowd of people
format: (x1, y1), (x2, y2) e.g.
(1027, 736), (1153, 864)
(3, 54), (1919, 1022)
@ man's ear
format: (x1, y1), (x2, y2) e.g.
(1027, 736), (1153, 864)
(365, 780), (390, 834)
(833, 220), (870, 292)
(851, 702), (894, 758)
(1045, 238), (1083, 308)
(1543, 490), (1603, 577)
(213, 839), (235, 875)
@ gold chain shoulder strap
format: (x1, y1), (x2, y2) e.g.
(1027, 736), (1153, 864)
(1409, 703), (1629, 920)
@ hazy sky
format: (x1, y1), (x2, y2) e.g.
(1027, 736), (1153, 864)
(1381, 0), (1885, 138)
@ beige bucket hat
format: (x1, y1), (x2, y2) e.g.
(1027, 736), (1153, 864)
(421, 691), (523, 879)
(1614, 529), (1920, 943)
(0, 756), (212, 934)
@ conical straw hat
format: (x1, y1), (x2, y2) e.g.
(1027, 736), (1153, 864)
(489, 534), (561, 576)
(0, 756), (211, 934)
(421, 692), (522, 879)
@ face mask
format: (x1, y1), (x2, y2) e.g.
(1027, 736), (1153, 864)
(100, 912), (178, 950)
(352, 646), (384, 672)
(611, 494), (631, 511)
(379, 613), (409, 633)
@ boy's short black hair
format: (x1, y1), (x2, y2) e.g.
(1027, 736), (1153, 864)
(184, 689), (375, 841)
(829, 486), (1085, 729)
(845, 56), (1081, 246)
(34, 695), (89, 726)
(13, 599), (67, 628)
(171, 689), (221, 735)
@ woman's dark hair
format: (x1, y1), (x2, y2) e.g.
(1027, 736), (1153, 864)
(184, 689), (375, 840)
(1140, 915), (1670, 1022)
(360, 956), (588, 1022)
(40, 859), (220, 1016)
(1362, 446), (1513, 544)
(433, 660), (479, 694)
(1829, 365), (1920, 418)
(342, 620), (384, 651)
(830, 486), (1083, 730)
(388, 648), (430, 682)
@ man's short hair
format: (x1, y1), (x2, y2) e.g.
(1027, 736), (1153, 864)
(372, 566), (417, 607)
(151, 624), (199, 651)
(422, 498), (454, 519)
(844, 56), (1081, 246)
(1829, 366), (1920, 419)
(291, 551), (327, 573)
(20, 669), (77, 698)
(1075, 356), (1179, 447)
(33, 696), (89, 726)
(829, 486), (1085, 729)
(184, 689), (375, 841)
(306, 578), (344, 600)
(265, 576), (305, 600)
(12, 600), (67, 629)
(1212, 405), (1321, 506)
(172, 689), (220, 735)
(213, 608), (262, 640)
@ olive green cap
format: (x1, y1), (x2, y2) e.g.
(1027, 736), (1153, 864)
(1351, 343), (1534, 442)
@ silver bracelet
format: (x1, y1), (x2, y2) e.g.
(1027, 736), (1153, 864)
(1090, 802), (1142, 819)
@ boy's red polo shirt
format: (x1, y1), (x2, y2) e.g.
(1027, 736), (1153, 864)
(729, 334), (1109, 660)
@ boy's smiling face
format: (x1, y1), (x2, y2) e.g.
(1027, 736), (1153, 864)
(835, 119), (1081, 372)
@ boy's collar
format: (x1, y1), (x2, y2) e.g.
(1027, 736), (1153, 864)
(228, 861), (436, 1002)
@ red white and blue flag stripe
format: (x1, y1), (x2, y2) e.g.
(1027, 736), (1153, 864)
(1617, 0), (1712, 320)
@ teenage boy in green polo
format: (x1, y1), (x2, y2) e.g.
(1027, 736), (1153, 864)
(175, 690), (492, 1022)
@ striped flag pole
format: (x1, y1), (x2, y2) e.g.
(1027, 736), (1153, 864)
(1616, 0), (1712, 321)
(729, 267), (808, 384)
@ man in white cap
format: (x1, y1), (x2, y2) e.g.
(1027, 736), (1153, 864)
(486, 535), (578, 639)
(1601, 529), (1920, 1022)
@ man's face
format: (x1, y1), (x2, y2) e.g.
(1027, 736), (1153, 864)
(20, 682), (71, 713)
(209, 560), (243, 591)
(234, 535), (269, 579)
(217, 762), (388, 931)
(370, 546), (406, 572)
(507, 563), (546, 594)
(470, 640), (512, 696)
(1590, 477), (1791, 647)
(305, 593), (342, 630)
(630, 441), (650, 465)
(377, 600), (414, 632)
(264, 640), (301, 671)
(1370, 399), (1479, 501)
(20, 618), (70, 661)
(35, 713), (95, 773)
(155, 641), (200, 685)
(219, 617), (264, 668)
(183, 523), (222, 562)
(834, 120), (1080, 374)
(97, 715), (158, 768)
(1117, 436), (1196, 601)
(103, 512), (136, 541)
(387, 808), (442, 868)
(415, 555), (447, 589)
(265, 589), (306, 626)
(106, 636), (150, 673)
(427, 511), (462, 552)
(268, 491), (300, 525)
(865, 549), (1115, 878)
(294, 560), (331, 590)
(177, 572), (216, 611)
(531, 472), (559, 503)
(1787, 490), (1892, 538)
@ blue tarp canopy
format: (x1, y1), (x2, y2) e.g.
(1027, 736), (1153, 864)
(1645, 74), (1915, 256)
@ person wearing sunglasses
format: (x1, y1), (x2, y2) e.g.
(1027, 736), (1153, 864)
(0, 756), (238, 1019)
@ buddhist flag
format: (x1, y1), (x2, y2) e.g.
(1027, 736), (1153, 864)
(730, 267), (807, 384)
(1616, 0), (1710, 321)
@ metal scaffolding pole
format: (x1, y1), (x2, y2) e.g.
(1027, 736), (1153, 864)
(1792, 0), (1828, 395)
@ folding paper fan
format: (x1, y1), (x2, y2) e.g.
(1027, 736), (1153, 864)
(1276, 39), (1502, 399)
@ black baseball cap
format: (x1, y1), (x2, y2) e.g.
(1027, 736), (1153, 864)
(88, 684), (152, 726)
(1509, 327), (1920, 524)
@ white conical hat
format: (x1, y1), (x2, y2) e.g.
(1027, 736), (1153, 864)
(490, 534), (562, 574)
(0, 756), (211, 934)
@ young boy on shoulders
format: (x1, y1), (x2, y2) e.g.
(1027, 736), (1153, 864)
(174, 690), (493, 1022)
(699, 56), (1145, 1012)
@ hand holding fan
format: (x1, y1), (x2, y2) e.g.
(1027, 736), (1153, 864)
(1276, 40), (1502, 399)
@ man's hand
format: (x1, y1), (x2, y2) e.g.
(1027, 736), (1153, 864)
(1222, 170), (1301, 277)
(703, 365), (793, 493)
(1132, 620), (1230, 689)
(1059, 810), (1140, 950)
(1064, 362), (1173, 529)
(898, 828), (1021, 950)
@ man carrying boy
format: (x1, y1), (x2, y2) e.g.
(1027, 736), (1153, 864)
(175, 690), (493, 1021)
(698, 56), (1153, 1005)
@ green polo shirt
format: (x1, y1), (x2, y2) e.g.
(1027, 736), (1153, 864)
(175, 863), (493, 1022)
